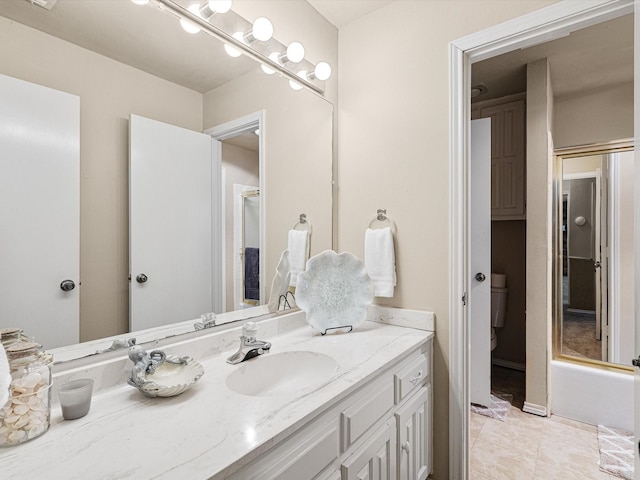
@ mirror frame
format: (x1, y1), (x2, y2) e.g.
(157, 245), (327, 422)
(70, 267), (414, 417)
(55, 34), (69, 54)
(552, 138), (634, 372)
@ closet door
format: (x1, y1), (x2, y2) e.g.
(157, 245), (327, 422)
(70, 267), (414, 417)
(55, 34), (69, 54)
(0, 74), (80, 349)
(129, 114), (214, 331)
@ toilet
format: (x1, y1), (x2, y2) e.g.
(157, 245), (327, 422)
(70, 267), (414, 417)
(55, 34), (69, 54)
(490, 273), (508, 351)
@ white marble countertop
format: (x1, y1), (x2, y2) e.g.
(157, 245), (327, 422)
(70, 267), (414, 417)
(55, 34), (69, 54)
(0, 313), (432, 479)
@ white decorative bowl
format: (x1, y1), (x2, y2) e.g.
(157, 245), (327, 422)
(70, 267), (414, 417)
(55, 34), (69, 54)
(295, 250), (373, 334)
(130, 355), (204, 398)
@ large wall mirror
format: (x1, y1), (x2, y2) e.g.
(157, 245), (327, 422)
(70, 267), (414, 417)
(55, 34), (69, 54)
(555, 142), (635, 369)
(0, 1), (333, 359)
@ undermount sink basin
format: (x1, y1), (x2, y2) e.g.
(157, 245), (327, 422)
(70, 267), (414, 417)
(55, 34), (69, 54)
(225, 351), (338, 397)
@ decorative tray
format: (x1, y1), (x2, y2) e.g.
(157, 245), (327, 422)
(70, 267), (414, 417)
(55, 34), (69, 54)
(295, 250), (373, 334)
(127, 346), (204, 398)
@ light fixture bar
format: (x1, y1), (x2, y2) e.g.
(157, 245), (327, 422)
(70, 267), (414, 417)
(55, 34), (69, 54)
(153, 0), (324, 95)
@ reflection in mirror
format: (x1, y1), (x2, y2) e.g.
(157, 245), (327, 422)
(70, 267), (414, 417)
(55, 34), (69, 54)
(241, 191), (261, 307)
(0, 1), (333, 360)
(556, 143), (635, 368)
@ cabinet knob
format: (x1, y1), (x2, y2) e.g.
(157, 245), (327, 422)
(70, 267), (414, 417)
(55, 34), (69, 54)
(402, 441), (411, 454)
(410, 370), (423, 384)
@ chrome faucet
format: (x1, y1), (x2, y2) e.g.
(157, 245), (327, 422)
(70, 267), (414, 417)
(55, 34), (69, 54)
(194, 312), (216, 330)
(226, 322), (271, 364)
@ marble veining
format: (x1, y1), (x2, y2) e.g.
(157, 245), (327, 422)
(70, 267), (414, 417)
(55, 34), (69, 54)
(0, 310), (432, 480)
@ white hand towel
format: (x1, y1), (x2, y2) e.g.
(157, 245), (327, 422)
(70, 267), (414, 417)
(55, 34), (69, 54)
(0, 343), (10, 407)
(288, 229), (309, 287)
(364, 227), (397, 297)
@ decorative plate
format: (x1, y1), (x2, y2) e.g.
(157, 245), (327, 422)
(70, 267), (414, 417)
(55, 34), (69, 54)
(267, 249), (292, 313)
(295, 250), (373, 333)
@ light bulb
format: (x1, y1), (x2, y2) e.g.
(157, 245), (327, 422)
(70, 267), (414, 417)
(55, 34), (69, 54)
(131, 0), (149, 5)
(252, 17), (273, 42)
(224, 32), (244, 58)
(289, 70), (306, 91)
(180, 4), (201, 34)
(289, 79), (303, 91)
(261, 52), (280, 75)
(314, 61), (332, 81)
(286, 42), (305, 63)
(208, 0), (232, 13)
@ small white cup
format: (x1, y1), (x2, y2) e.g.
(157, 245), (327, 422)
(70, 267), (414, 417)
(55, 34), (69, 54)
(58, 379), (94, 420)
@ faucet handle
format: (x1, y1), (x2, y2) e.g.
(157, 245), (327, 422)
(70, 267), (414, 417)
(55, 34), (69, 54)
(242, 321), (258, 341)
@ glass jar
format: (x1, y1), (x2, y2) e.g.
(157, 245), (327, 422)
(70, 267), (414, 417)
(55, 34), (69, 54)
(0, 328), (29, 349)
(0, 342), (53, 447)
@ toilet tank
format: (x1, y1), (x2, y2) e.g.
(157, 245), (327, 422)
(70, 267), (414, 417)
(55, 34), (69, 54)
(491, 287), (508, 327)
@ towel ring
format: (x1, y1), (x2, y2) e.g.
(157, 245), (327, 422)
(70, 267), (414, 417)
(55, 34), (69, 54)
(368, 209), (396, 234)
(293, 213), (313, 235)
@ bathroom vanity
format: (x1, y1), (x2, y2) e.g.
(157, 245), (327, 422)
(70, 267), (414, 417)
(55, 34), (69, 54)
(0, 309), (433, 480)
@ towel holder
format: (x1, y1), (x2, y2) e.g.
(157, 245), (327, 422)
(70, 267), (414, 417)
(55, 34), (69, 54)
(368, 209), (396, 233)
(293, 213), (313, 235)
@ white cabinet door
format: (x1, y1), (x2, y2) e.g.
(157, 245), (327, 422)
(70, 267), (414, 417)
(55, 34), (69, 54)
(0, 74), (79, 349)
(395, 386), (431, 480)
(129, 115), (215, 331)
(341, 419), (397, 480)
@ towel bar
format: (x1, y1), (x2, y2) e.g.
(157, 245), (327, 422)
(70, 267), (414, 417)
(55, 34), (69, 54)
(368, 209), (396, 233)
(293, 213), (313, 234)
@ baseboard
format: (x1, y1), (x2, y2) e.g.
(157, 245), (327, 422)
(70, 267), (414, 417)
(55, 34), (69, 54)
(491, 358), (526, 372)
(523, 401), (548, 417)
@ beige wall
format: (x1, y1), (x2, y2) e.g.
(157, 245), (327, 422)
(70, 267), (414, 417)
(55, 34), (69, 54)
(525, 58), (554, 412)
(563, 154), (603, 175)
(222, 144), (259, 311)
(0, 17), (203, 342)
(554, 82), (634, 148)
(337, 2), (556, 478)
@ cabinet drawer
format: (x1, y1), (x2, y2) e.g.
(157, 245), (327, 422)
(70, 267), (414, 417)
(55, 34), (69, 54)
(341, 382), (394, 452)
(394, 353), (429, 404)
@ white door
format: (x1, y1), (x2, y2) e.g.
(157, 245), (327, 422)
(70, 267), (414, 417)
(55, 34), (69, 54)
(0, 74), (79, 349)
(470, 118), (492, 407)
(129, 115), (215, 331)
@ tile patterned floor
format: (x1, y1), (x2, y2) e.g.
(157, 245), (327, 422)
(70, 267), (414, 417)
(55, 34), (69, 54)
(470, 406), (618, 479)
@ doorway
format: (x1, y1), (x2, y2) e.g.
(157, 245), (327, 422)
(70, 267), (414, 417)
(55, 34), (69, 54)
(449, 2), (635, 477)
(205, 111), (265, 314)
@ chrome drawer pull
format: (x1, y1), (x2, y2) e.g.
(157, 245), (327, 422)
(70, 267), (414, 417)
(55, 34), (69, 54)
(409, 370), (423, 384)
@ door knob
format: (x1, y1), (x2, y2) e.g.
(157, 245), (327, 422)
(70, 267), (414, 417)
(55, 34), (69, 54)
(593, 260), (601, 272)
(60, 279), (76, 292)
(475, 272), (486, 282)
(136, 274), (148, 284)
(402, 441), (411, 454)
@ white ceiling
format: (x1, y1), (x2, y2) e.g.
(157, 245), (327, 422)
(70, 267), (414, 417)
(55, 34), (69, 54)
(306, 0), (395, 28)
(472, 13), (633, 102)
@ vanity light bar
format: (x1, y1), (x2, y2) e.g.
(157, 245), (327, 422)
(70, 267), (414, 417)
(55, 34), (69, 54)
(152, 0), (326, 95)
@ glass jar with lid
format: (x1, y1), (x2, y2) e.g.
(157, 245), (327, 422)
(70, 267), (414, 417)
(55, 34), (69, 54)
(0, 328), (29, 349)
(0, 342), (53, 447)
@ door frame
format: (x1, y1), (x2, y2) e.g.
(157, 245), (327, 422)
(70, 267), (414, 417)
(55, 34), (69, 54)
(205, 111), (266, 313)
(448, 1), (634, 477)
